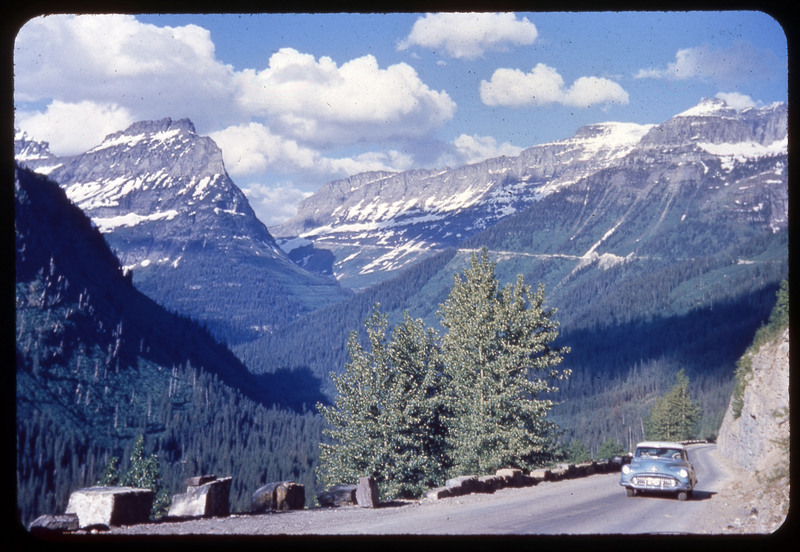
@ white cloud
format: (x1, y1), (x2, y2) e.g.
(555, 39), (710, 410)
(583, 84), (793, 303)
(634, 42), (777, 84)
(234, 48), (456, 145)
(211, 122), (414, 179)
(14, 15), (237, 131)
(210, 123), (320, 176)
(715, 92), (757, 110)
(323, 150), (414, 177)
(562, 77), (630, 108)
(398, 12), (538, 60)
(239, 182), (313, 227)
(14, 15), (456, 159)
(16, 100), (134, 155)
(480, 63), (628, 108)
(451, 134), (523, 165)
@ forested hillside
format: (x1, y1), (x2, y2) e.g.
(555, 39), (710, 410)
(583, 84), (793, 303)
(14, 166), (326, 527)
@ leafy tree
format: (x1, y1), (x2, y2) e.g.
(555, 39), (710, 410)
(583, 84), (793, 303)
(438, 249), (570, 475)
(644, 369), (702, 441)
(317, 306), (447, 500)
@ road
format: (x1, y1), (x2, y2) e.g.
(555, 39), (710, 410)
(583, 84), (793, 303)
(108, 444), (732, 536)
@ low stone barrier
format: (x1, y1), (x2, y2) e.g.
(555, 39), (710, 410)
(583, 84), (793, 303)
(168, 475), (232, 518)
(65, 486), (154, 528)
(424, 458), (627, 501)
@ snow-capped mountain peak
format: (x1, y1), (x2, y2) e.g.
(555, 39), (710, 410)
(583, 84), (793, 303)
(14, 118), (349, 343)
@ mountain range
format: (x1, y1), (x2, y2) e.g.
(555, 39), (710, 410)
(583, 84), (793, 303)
(271, 98), (787, 289)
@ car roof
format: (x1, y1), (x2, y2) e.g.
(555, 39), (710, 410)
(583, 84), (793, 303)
(635, 441), (687, 450)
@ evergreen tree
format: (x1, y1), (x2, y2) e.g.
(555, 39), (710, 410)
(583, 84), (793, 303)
(644, 369), (702, 441)
(565, 438), (591, 464)
(98, 455), (120, 486)
(438, 249), (570, 475)
(99, 435), (170, 518)
(317, 306), (447, 500)
(596, 438), (625, 460)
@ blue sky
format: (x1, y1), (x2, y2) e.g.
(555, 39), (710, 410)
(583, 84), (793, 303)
(14, 11), (788, 226)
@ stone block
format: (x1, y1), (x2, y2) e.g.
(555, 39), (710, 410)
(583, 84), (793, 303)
(520, 473), (538, 487)
(556, 463), (577, 478)
(28, 513), (80, 534)
(529, 468), (551, 482)
(425, 487), (452, 500)
(65, 486), (153, 528)
(356, 476), (380, 508)
(496, 468), (524, 487)
(317, 484), (357, 507)
(478, 475), (502, 492)
(168, 476), (232, 518)
(445, 475), (483, 495)
(185, 474), (217, 487)
(251, 481), (305, 512)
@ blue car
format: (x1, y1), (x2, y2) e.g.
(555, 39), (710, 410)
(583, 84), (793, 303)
(620, 441), (698, 501)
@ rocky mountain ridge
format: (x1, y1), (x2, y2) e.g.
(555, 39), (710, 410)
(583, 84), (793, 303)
(271, 98), (787, 289)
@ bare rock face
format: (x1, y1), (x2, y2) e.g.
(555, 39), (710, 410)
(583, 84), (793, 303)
(717, 327), (789, 473)
(65, 486), (153, 528)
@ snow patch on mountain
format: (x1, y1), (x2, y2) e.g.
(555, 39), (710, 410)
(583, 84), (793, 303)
(676, 97), (737, 118)
(86, 128), (185, 153)
(698, 137), (787, 171)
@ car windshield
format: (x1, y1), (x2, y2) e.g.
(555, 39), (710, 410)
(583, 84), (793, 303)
(635, 447), (684, 460)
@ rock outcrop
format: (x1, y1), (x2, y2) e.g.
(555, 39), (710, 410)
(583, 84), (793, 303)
(717, 327), (789, 473)
(716, 326), (790, 533)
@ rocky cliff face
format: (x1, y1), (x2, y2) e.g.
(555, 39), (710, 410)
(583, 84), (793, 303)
(715, 326), (790, 533)
(717, 327), (789, 473)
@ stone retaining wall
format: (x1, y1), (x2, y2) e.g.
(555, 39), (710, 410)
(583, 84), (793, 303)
(424, 457), (628, 501)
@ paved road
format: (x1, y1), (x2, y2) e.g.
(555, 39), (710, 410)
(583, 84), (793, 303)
(109, 444), (729, 536)
(318, 444), (725, 535)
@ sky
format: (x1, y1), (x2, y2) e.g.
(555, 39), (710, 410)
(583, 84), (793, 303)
(13, 11), (788, 227)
